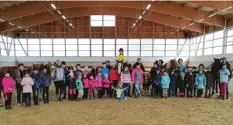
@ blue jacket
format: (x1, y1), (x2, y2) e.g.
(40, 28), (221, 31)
(40, 73), (52, 87)
(31, 73), (41, 90)
(219, 69), (230, 83)
(101, 68), (109, 78)
(161, 75), (170, 89)
(195, 74), (206, 89)
(179, 64), (186, 72)
(169, 74), (177, 89)
(153, 75), (161, 85)
(64, 68), (69, 81)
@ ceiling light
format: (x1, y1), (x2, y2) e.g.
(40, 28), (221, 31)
(62, 15), (66, 19)
(176, 29), (179, 32)
(50, 3), (56, 10)
(31, 32), (35, 34)
(136, 20), (138, 23)
(66, 20), (69, 23)
(197, 18), (204, 22)
(181, 26), (186, 29)
(170, 32), (174, 34)
(69, 23), (73, 26)
(142, 11), (146, 15)
(208, 11), (217, 17)
(152, 0), (155, 1)
(138, 15), (142, 19)
(133, 23), (136, 27)
(8, 22), (14, 26)
(189, 22), (194, 26)
(0, 18), (5, 22)
(25, 29), (29, 32)
(17, 26), (22, 28)
(222, 6), (232, 11)
(57, 10), (61, 14)
(146, 4), (151, 10)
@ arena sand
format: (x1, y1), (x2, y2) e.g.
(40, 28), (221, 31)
(0, 84), (233, 125)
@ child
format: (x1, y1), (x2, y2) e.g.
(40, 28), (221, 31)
(178, 58), (186, 73)
(76, 75), (83, 101)
(2, 71), (14, 110)
(90, 64), (98, 78)
(186, 71), (194, 98)
(83, 66), (89, 78)
(117, 48), (126, 62)
(121, 66), (131, 98)
(161, 71), (170, 98)
(169, 70), (177, 97)
(110, 63), (118, 98)
(101, 63), (110, 78)
(153, 70), (161, 98)
(219, 64), (230, 100)
(132, 62), (144, 98)
(31, 67), (41, 105)
(40, 66), (52, 104)
(21, 70), (34, 107)
(205, 68), (214, 98)
(177, 72), (185, 98)
(112, 85), (128, 100)
(67, 66), (77, 101)
(82, 74), (89, 100)
(96, 71), (103, 98)
(195, 70), (206, 98)
(102, 74), (111, 98)
(88, 75), (96, 99)
(75, 64), (83, 78)
(160, 67), (165, 76)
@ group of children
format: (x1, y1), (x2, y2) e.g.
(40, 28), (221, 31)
(0, 48), (231, 111)
(150, 59), (231, 100)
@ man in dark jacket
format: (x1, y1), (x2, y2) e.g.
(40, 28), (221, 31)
(186, 71), (195, 98)
(133, 58), (145, 72)
(62, 61), (69, 99)
(90, 64), (98, 78)
(106, 60), (112, 71)
(14, 63), (25, 105)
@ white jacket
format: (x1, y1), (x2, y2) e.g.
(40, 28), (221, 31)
(21, 76), (34, 93)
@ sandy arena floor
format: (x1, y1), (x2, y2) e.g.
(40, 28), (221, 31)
(0, 85), (233, 125)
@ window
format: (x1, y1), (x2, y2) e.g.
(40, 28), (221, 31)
(213, 47), (222, 54)
(28, 39), (39, 45)
(104, 51), (115, 56)
(1, 49), (7, 56)
(54, 51), (65, 56)
(28, 45), (39, 50)
(91, 51), (102, 56)
(53, 39), (65, 44)
(79, 51), (90, 56)
(90, 15), (115, 27)
(66, 45), (77, 50)
(205, 33), (213, 41)
(129, 51), (140, 56)
(166, 51), (177, 56)
(166, 39), (177, 44)
(129, 45), (140, 50)
(214, 30), (223, 39)
(129, 39), (140, 44)
(204, 48), (212, 55)
(204, 41), (213, 48)
(141, 51), (152, 56)
(154, 39), (165, 44)
(41, 51), (52, 56)
(66, 51), (77, 56)
(91, 39), (102, 44)
(66, 39), (77, 44)
(228, 29), (233, 36)
(116, 39), (127, 44)
(141, 45), (152, 50)
(41, 45), (52, 50)
(154, 45), (165, 50)
(166, 45), (177, 50)
(28, 51), (40, 56)
(79, 39), (90, 44)
(190, 51), (195, 56)
(104, 45), (115, 50)
(226, 45), (233, 54)
(15, 51), (26, 56)
(141, 39), (152, 44)
(179, 51), (189, 56)
(41, 39), (52, 44)
(91, 45), (102, 50)
(154, 51), (164, 56)
(79, 45), (90, 50)
(197, 50), (202, 56)
(104, 39), (115, 44)
(213, 39), (223, 47)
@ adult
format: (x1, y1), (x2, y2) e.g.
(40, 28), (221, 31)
(75, 64), (83, 77)
(54, 60), (65, 101)
(62, 61), (69, 99)
(133, 58), (145, 72)
(150, 62), (157, 96)
(106, 60), (112, 71)
(220, 57), (232, 99)
(14, 63), (25, 105)
(157, 59), (164, 71)
(90, 64), (98, 78)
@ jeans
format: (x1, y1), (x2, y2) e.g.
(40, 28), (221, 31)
(32, 89), (39, 105)
(123, 83), (130, 97)
(4, 93), (12, 108)
(42, 87), (49, 103)
(135, 81), (141, 97)
(17, 87), (22, 104)
(54, 80), (64, 100)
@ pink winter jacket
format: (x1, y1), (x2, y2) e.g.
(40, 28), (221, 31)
(96, 75), (103, 88)
(2, 77), (15, 93)
(102, 79), (111, 88)
(131, 68), (144, 83)
(89, 79), (96, 88)
(82, 78), (89, 88)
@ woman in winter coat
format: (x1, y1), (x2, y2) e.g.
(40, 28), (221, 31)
(195, 70), (206, 98)
(21, 70), (34, 107)
(2, 71), (14, 110)
(40, 66), (52, 104)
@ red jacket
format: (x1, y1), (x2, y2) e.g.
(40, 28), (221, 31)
(110, 68), (119, 81)
(131, 68), (144, 83)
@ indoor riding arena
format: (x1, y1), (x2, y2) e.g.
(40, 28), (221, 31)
(1, 1), (233, 125)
